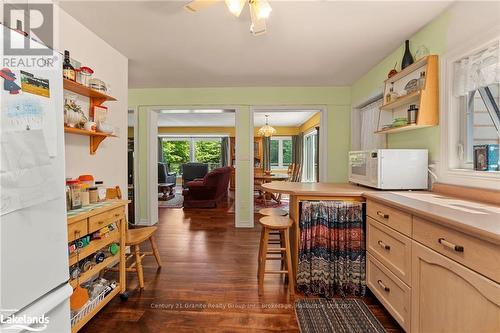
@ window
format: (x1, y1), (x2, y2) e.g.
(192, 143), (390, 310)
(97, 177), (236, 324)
(303, 130), (318, 182)
(161, 137), (223, 173)
(459, 84), (500, 169)
(270, 136), (292, 169)
(441, 35), (500, 188)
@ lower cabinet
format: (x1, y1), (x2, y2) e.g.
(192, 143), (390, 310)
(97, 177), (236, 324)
(367, 253), (411, 331)
(411, 241), (500, 333)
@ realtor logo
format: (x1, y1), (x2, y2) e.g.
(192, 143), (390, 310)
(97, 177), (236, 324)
(3, 3), (53, 55)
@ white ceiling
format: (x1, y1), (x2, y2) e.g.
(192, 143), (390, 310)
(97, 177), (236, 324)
(60, 1), (452, 88)
(128, 110), (318, 127)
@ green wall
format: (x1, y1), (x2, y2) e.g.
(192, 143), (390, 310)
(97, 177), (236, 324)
(351, 10), (450, 161)
(129, 87), (351, 225)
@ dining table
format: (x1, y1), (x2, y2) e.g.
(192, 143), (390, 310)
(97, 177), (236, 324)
(254, 173), (289, 203)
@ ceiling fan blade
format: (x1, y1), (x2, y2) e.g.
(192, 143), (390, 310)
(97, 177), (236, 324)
(184, 0), (219, 13)
(249, 1), (267, 35)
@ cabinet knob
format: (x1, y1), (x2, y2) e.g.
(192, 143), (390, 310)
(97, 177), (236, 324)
(377, 211), (389, 219)
(114, 213), (120, 218)
(377, 279), (390, 292)
(438, 238), (464, 252)
(378, 240), (391, 250)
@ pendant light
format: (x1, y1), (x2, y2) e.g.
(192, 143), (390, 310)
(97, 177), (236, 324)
(258, 115), (276, 137)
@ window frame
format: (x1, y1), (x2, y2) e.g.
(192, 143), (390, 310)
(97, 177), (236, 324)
(160, 135), (224, 171)
(270, 136), (292, 170)
(303, 129), (318, 182)
(439, 30), (500, 189)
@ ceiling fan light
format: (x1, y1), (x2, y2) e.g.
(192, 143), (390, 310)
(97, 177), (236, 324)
(255, 0), (272, 19)
(224, 0), (246, 17)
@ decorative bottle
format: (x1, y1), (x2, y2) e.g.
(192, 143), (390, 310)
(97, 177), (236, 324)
(401, 40), (414, 70)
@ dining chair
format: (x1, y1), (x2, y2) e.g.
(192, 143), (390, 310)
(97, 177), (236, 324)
(106, 186), (161, 290)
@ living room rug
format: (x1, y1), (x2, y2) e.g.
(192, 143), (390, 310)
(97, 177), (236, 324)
(158, 193), (184, 208)
(295, 298), (386, 333)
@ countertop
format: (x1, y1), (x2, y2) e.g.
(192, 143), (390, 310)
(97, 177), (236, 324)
(364, 191), (500, 245)
(261, 182), (500, 244)
(260, 182), (374, 196)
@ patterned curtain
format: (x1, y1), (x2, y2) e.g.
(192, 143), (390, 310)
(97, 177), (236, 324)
(297, 201), (366, 297)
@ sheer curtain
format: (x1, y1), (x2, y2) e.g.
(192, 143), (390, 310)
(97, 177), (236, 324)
(360, 99), (385, 150)
(221, 137), (229, 167)
(454, 42), (499, 97)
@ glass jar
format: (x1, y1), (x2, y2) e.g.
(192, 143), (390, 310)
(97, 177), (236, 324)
(66, 180), (82, 210)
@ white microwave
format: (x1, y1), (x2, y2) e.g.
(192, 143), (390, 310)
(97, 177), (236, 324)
(348, 149), (428, 190)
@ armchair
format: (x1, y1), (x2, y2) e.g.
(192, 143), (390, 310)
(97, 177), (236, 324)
(181, 163), (209, 188)
(158, 162), (177, 185)
(182, 166), (232, 208)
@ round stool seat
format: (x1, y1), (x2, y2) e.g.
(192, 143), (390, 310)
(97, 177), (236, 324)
(259, 208), (288, 216)
(259, 216), (293, 230)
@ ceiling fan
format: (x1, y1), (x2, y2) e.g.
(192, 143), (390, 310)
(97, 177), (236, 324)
(184, 0), (273, 36)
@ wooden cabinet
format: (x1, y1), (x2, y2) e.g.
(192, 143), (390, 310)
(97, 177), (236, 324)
(367, 253), (411, 331)
(367, 217), (412, 285)
(366, 200), (500, 332)
(67, 201), (127, 333)
(411, 241), (500, 333)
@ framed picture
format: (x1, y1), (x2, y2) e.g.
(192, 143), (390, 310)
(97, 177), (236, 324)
(473, 145), (488, 171)
(93, 105), (108, 123)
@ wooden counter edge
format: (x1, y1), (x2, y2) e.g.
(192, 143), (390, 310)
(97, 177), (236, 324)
(67, 200), (130, 224)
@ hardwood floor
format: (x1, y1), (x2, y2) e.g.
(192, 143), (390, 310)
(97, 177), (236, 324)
(80, 196), (403, 333)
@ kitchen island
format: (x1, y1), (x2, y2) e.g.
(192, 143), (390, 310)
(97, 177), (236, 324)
(260, 182), (375, 278)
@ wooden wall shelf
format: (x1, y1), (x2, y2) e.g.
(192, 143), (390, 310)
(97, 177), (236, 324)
(64, 126), (116, 155)
(63, 78), (117, 154)
(376, 55), (439, 134)
(380, 90), (421, 110)
(375, 124), (433, 134)
(64, 79), (116, 102)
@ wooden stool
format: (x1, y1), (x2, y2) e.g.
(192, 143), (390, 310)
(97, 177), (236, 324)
(258, 208), (288, 216)
(258, 216), (294, 296)
(258, 208), (288, 245)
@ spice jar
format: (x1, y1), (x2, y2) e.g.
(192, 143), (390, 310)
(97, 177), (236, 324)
(88, 187), (98, 204)
(66, 180), (82, 210)
(80, 66), (94, 87)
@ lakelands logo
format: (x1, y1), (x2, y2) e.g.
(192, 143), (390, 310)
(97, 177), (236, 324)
(0, 312), (50, 332)
(3, 3), (53, 55)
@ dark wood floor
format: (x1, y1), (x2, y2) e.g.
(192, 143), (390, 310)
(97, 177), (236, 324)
(81, 196), (403, 333)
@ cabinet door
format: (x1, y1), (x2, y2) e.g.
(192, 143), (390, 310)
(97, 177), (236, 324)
(411, 241), (500, 333)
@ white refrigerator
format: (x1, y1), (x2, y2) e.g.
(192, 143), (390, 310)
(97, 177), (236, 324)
(0, 24), (72, 332)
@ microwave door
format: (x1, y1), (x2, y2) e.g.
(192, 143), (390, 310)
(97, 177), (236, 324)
(349, 152), (370, 186)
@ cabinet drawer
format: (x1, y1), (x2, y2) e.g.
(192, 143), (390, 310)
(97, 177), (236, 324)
(413, 217), (500, 283)
(88, 207), (124, 234)
(367, 217), (412, 285)
(67, 219), (88, 242)
(367, 200), (412, 236)
(367, 253), (411, 332)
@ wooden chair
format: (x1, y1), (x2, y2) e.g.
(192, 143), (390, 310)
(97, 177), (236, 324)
(106, 186), (162, 290)
(274, 163), (302, 204)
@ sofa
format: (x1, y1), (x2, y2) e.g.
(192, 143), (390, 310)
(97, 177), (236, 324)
(182, 166), (232, 208)
(181, 163), (209, 188)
